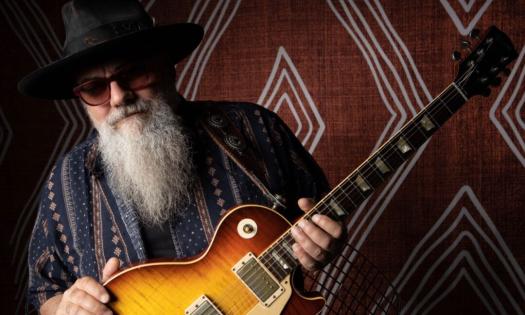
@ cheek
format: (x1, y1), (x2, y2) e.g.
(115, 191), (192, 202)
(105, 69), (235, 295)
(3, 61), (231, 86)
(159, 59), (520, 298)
(86, 105), (111, 126)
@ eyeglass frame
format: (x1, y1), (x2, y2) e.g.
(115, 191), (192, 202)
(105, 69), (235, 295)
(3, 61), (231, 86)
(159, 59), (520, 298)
(72, 59), (165, 106)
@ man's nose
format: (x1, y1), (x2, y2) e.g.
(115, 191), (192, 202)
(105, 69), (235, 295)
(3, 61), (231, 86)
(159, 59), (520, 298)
(109, 81), (135, 107)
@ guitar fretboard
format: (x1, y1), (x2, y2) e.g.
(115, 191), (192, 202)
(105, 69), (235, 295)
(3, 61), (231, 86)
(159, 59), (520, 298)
(260, 83), (467, 281)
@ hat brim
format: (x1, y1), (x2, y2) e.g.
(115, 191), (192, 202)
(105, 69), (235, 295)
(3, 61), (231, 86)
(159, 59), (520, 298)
(18, 23), (203, 100)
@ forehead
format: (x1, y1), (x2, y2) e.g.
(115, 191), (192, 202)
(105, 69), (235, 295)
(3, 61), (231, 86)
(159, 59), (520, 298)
(75, 52), (170, 83)
(76, 58), (127, 81)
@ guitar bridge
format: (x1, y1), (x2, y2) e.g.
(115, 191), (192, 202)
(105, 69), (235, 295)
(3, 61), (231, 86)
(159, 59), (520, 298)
(232, 252), (284, 307)
(185, 295), (223, 315)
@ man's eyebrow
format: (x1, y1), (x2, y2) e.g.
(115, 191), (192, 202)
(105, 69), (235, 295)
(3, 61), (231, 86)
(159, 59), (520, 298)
(76, 75), (100, 85)
(75, 60), (140, 85)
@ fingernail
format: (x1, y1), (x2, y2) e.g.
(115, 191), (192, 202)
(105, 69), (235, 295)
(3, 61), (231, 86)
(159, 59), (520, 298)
(312, 214), (320, 223)
(298, 220), (306, 228)
(101, 293), (110, 303)
(291, 226), (299, 235)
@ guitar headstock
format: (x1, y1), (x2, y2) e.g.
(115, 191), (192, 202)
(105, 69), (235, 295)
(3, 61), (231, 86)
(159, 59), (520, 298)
(454, 26), (518, 98)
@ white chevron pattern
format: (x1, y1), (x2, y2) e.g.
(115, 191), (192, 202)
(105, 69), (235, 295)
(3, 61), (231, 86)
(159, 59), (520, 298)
(393, 186), (525, 314)
(258, 47), (325, 154)
(177, 0), (242, 101)
(322, 0), (434, 305)
(0, 0), (91, 312)
(490, 45), (525, 168)
(440, 0), (494, 35)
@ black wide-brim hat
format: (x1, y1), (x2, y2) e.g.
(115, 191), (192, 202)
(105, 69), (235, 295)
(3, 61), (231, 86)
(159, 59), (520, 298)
(18, 0), (203, 100)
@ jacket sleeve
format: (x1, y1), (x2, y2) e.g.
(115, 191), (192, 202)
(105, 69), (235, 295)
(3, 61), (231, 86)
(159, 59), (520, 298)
(27, 161), (77, 311)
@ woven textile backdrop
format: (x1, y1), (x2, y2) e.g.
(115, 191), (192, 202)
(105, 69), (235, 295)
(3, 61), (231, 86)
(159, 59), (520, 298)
(1, 0), (525, 314)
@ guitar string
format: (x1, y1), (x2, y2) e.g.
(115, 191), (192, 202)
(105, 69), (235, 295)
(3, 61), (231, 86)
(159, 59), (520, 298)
(310, 61), (480, 216)
(254, 43), (506, 306)
(260, 81), (464, 271)
(259, 63), (481, 274)
(315, 36), (501, 223)
(263, 41), (508, 306)
(261, 86), (473, 276)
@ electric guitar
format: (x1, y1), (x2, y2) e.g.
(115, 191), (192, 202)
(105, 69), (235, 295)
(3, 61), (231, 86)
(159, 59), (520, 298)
(103, 26), (517, 314)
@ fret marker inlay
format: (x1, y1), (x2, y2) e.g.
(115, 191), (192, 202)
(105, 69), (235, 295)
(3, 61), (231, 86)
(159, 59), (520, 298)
(420, 115), (435, 131)
(329, 199), (347, 216)
(396, 137), (412, 154)
(374, 157), (390, 174)
(355, 175), (371, 192)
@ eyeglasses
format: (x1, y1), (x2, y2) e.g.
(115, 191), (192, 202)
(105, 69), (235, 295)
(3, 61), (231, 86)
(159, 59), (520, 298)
(73, 62), (159, 106)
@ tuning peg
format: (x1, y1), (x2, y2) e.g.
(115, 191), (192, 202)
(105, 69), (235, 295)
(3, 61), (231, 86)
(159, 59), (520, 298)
(500, 56), (511, 65)
(489, 66), (500, 74)
(460, 39), (471, 49)
(452, 51), (462, 61)
(469, 28), (481, 40)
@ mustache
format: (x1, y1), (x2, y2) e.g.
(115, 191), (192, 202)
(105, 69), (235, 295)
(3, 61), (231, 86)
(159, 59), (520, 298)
(106, 101), (150, 127)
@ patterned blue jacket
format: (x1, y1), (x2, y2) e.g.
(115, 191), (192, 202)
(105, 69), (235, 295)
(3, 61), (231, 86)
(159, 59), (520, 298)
(27, 101), (328, 310)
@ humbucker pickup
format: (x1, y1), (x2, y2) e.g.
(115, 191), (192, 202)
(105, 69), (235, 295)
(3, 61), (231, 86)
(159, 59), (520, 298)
(232, 252), (284, 307)
(185, 295), (223, 315)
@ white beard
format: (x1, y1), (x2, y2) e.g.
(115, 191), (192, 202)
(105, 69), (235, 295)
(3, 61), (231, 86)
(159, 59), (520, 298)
(96, 96), (194, 226)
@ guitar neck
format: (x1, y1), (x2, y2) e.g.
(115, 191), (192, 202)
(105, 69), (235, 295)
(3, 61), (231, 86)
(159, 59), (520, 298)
(260, 83), (468, 280)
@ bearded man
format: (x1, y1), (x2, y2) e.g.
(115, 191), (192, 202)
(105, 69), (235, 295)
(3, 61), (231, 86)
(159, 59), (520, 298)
(20, 1), (344, 314)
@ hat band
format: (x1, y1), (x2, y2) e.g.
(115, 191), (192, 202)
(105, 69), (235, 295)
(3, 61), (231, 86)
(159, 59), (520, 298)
(63, 18), (154, 56)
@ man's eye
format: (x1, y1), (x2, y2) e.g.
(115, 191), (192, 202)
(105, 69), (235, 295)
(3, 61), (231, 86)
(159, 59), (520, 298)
(80, 81), (106, 95)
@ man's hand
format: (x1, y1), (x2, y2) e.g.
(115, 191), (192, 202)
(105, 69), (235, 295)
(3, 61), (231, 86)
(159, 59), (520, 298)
(291, 198), (345, 271)
(40, 257), (120, 315)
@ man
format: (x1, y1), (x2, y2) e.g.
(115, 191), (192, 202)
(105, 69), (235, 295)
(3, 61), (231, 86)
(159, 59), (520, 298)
(19, 1), (344, 314)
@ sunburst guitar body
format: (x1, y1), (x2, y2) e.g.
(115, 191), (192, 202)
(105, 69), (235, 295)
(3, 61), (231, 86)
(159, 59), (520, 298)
(104, 205), (325, 314)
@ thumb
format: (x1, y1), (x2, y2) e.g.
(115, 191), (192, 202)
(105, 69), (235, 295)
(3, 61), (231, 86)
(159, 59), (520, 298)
(102, 257), (120, 282)
(298, 197), (315, 212)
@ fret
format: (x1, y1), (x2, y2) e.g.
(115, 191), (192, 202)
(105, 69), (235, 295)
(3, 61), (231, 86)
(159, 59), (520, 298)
(428, 87), (466, 126)
(440, 85), (468, 113)
(260, 233), (300, 280)
(331, 185), (358, 208)
(427, 102), (453, 127)
(266, 258), (286, 280)
(437, 97), (454, 115)
(379, 144), (406, 170)
(261, 253), (285, 280)
(321, 203), (340, 220)
(280, 235), (296, 259)
(271, 250), (292, 272)
(329, 191), (357, 211)
(405, 122), (430, 148)
(341, 180), (369, 204)
(359, 164), (384, 189)
(280, 237), (296, 259)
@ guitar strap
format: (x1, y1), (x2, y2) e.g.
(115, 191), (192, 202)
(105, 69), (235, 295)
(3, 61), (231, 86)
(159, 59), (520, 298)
(198, 107), (287, 210)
